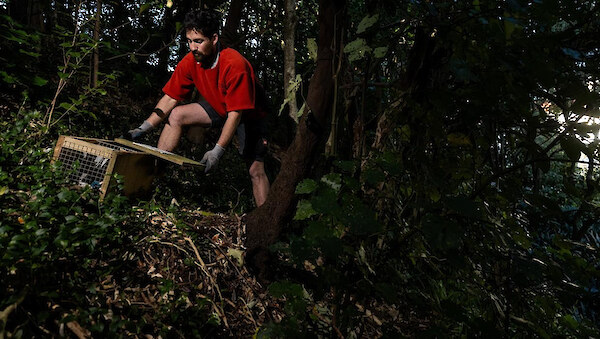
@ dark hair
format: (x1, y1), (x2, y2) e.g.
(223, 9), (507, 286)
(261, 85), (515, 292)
(184, 9), (221, 36)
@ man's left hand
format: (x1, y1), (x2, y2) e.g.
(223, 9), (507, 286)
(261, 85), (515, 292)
(200, 144), (225, 173)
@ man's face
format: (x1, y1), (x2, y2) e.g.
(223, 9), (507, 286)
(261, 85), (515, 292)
(186, 29), (217, 64)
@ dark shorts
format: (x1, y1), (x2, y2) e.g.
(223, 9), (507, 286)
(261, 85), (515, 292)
(199, 101), (268, 162)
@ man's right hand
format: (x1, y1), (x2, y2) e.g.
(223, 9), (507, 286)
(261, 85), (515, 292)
(123, 121), (154, 140)
(125, 127), (145, 140)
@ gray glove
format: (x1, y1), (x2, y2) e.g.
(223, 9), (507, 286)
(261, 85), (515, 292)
(126, 121), (154, 140)
(200, 144), (225, 173)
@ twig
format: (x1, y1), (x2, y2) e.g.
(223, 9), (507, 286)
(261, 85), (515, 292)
(183, 237), (229, 328)
(66, 321), (90, 339)
(105, 31), (179, 61)
(0, 292), (26, 339)
(148, 238), (191, 257)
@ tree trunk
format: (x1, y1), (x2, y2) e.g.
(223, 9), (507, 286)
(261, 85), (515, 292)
(29, 0), (45, 31)
(90, 0), (101, 88)
(283, 0), (299, 122)
(221, 0), (243, 47)
(9, 0), (44, 31)
(245, 0), (346, 281)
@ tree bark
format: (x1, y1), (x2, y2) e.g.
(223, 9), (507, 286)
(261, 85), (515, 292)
(245, 0), (346, 281)
(90, 0), (101, 88)
(9, 0), (44, 31)
(221, 0), (243, 47)
(283, 0), (299, 122)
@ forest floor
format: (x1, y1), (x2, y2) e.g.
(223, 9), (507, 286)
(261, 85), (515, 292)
(107, 208), (283, 337)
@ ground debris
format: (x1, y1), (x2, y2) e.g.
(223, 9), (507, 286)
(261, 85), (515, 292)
(103, 208), (282, 337)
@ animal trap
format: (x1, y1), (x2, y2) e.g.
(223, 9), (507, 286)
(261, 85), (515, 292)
(52, 136), (202, 199)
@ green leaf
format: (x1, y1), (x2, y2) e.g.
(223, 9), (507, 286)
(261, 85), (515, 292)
(321, 173), (342, 192)
(356, 14), (379, 34)
(294, 199), (317, 220)
(296, 179), (318, 194)
(227, 248), (244, 267)
(560, 136), (586, 161)
(57, 190), (70, 202)
(344, 38), (372, 62)
(59, 102), (73, 110)
(373, 46), (388, 58)
(6, 32), (26, 43)
(32, 76), (48, 86)
(561, 315), (579, 330)
(1, 71), (16, 84)
(65, 215), (77, 224)
(139, 3), (152, 14)
(18, 49), (41, 58)
(307, 38), (317, 62)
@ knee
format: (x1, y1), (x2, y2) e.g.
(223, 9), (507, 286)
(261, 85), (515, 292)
(248, 163), (267, 181)
(167, 106), (185, 126)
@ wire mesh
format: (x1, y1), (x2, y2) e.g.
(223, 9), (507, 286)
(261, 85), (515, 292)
(96, 140), (138, 152)
(57, 140), (112, 188)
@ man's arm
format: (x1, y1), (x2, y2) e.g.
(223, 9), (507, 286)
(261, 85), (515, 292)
(147, 94), (179, 127)
(125, 94), (178, 140)
(217, 111), (242, 148)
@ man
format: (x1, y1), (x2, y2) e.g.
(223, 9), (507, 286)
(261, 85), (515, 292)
(127, 9), (270, 206)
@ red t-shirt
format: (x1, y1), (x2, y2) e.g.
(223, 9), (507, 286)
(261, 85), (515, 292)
(162, 48), (267, 120)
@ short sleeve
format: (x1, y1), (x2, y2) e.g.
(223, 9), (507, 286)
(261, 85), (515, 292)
(224, 71), (255, 112)
(162, 55), (195, 101)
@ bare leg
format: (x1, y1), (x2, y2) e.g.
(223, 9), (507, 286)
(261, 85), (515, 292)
(158, 103), (212, 151)
(248, 160), (270, 206)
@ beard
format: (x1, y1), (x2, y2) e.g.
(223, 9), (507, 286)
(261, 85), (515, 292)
(192, 51), (205, 62)
(193, 51), (215, 66)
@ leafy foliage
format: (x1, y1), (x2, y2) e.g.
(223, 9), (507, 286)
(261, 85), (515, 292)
(0, 3), (257, 336)
(263, 0), (600, 337)
(2, 0), (600, 337)
(0, 109), (131, 336)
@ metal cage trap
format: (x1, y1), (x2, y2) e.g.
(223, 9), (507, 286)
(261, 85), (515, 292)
(53, 136), (203, 199)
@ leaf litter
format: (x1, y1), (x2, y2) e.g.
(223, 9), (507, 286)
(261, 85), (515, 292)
(87, 207), (283, 338)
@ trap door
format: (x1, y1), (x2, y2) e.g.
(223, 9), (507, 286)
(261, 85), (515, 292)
(114, 138), (204, 169)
